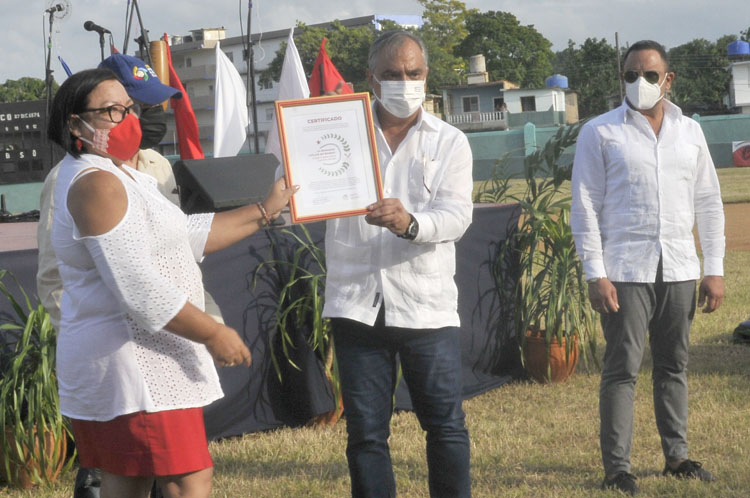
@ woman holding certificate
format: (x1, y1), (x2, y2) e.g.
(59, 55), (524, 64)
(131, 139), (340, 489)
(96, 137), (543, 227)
(46, 67), (296, 498)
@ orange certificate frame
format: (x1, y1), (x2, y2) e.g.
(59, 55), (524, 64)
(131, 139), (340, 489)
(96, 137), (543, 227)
(275, 92), (383, 224)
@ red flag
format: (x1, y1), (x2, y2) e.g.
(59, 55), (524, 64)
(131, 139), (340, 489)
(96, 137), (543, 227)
(163, 34), (204, 160)
(308, 38), (353, 97)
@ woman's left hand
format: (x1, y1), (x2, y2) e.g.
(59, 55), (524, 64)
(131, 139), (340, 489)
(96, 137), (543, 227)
(262, 178), (299, 220)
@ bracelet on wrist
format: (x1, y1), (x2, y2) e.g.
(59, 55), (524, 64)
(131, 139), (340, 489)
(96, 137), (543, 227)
(256, 202), (272, 226)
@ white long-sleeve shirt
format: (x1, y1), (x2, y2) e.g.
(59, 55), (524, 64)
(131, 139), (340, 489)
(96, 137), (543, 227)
(571, 100), (725, 283)
(322, 108), (474, 329)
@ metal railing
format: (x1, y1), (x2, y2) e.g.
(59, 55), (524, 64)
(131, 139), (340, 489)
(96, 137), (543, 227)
(447, 111), (507, 125)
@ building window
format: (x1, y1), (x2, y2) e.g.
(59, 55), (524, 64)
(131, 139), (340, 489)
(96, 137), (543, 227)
(261, 79), (273, 90)
(493, 97), (506, 111)
(265, 107), (274, 120)
(186, 57), (192, 68)
(224, 51), (234, 62)
(521, 96), (536, 112)
(462, 95), (479, 113)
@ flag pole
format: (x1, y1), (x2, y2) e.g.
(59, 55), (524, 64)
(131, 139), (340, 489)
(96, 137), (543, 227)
(245, 1), (260, 154)
(318, 39), (326, 95)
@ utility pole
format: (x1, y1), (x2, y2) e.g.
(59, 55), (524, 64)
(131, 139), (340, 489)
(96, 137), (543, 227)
(245, 1), (260, 154)
(615, 32), (623, 101)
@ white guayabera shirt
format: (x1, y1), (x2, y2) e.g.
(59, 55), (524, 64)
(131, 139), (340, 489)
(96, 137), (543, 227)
(322, 107), (474, 330)
(571, 100), (725, 283)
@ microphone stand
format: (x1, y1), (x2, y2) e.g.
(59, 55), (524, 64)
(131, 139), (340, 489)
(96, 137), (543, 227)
(123, 0), (152, 64)
(44, 8), (57, 167)
(98, 32), (105, 61)
(245, 1), (259, 154)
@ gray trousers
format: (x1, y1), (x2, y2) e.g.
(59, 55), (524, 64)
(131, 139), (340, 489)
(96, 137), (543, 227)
(599, 272), (696, 475)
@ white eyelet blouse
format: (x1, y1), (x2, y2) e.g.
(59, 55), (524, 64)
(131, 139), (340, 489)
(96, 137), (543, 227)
(51, 153), (223, 421)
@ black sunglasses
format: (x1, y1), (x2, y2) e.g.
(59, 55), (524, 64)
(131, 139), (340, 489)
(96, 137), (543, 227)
(623, 70), (661, 85)
(80, 103), (141, 123)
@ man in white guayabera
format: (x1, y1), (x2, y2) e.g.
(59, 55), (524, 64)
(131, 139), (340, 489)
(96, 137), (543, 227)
(324, 30), (473, 498)
(571, 39), (725, 496)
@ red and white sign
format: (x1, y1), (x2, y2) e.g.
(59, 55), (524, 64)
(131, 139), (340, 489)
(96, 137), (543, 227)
(732, 141), (750, 167)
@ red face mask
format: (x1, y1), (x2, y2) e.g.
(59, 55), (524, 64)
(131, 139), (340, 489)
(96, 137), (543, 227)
(78, 113), (142, 161)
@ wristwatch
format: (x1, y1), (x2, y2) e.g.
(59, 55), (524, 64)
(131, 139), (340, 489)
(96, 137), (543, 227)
(586, 277), (604, 284)
(397, 214), (419, 241)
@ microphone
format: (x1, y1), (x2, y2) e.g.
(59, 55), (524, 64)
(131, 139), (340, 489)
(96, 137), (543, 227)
(45, 4), (64, 13)
(84, 21), (111, 35)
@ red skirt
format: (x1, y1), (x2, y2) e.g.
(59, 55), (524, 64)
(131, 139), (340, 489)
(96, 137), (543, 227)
(71, 408), (213, 476)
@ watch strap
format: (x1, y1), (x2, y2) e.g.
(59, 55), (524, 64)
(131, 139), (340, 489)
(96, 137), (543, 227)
(397, 214), (418, 240)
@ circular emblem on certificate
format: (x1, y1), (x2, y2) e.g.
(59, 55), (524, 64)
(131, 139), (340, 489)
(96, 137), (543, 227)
(311, 133), (351, 177)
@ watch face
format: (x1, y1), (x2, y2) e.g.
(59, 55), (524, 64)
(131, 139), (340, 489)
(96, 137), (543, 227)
(398, 215), (418, 239)
(407, 217), (419, 238)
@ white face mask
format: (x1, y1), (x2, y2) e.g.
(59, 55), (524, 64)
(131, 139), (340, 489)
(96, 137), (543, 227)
(625, 74), (667, 111)
(372, 76), (425, 118)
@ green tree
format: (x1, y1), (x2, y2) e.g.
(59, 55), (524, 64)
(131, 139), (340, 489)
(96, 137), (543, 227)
(259, 21), (376, 93)
(417, 0), (469, 93)
(455, 10), (553, 88)
(0, 77), (56, 103)
(553, 38), (620, 119)
(668, 36), (734, 114)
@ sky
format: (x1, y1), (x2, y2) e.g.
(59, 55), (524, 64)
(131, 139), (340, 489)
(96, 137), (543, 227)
(2, 0), (748, 84)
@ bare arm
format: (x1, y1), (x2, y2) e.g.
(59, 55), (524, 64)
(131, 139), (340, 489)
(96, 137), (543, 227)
(165, 302), (250, 367)
(204, 177), (298, 254)
(68, 170), (250, 366)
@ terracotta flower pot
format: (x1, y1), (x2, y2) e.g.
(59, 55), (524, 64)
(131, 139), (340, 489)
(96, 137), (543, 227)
(306, 396), (344, 427)
(1, 427), (67, 489)
(523, 331), (579, 383)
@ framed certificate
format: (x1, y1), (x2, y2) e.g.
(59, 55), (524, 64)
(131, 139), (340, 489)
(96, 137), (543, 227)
(275, 92), (384, 224)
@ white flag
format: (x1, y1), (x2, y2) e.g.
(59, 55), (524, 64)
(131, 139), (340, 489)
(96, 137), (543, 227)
(266, 29), (310, 176)
(213, 41), (249, 158)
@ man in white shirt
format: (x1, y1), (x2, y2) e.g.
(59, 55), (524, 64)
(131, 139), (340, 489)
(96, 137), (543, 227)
(325, 31), (473, 497)
(571, 40), (725, 495)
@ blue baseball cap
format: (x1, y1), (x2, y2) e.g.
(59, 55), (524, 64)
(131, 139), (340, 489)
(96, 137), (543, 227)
(98, 53), (182, 105)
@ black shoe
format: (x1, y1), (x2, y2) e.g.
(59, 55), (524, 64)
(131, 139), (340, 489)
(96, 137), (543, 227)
(601, 472), (640, 495)
(74, 467), (101, 498)
(733, 320), (750, 344)
(663, 459), (716, 481)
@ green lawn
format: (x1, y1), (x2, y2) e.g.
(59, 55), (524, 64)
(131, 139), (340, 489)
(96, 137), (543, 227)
(716, 167), (750, 203)
(3, 170), (750, 497)
(473, 166), (750, 204)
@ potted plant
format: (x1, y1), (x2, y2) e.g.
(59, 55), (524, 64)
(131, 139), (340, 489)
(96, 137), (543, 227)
(477, 123), (598, 383)
(253, 225), (342, 425)
(0, 270), (72, 488)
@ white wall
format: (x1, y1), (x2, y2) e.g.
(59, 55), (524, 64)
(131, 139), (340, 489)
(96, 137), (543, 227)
(730, 62), (750, 108)
(503, 88), (566, 113)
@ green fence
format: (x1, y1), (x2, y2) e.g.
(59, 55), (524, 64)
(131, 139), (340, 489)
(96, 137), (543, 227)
(692, 113), (750, 168)
(3, 113), (750, 214)
(468, 112), (750, 181)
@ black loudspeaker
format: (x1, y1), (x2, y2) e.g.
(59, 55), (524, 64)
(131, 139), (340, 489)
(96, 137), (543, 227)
(173, 154), (279, 214)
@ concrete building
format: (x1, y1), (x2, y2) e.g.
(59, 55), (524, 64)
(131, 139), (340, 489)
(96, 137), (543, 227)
(442, 56), (578, 132)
